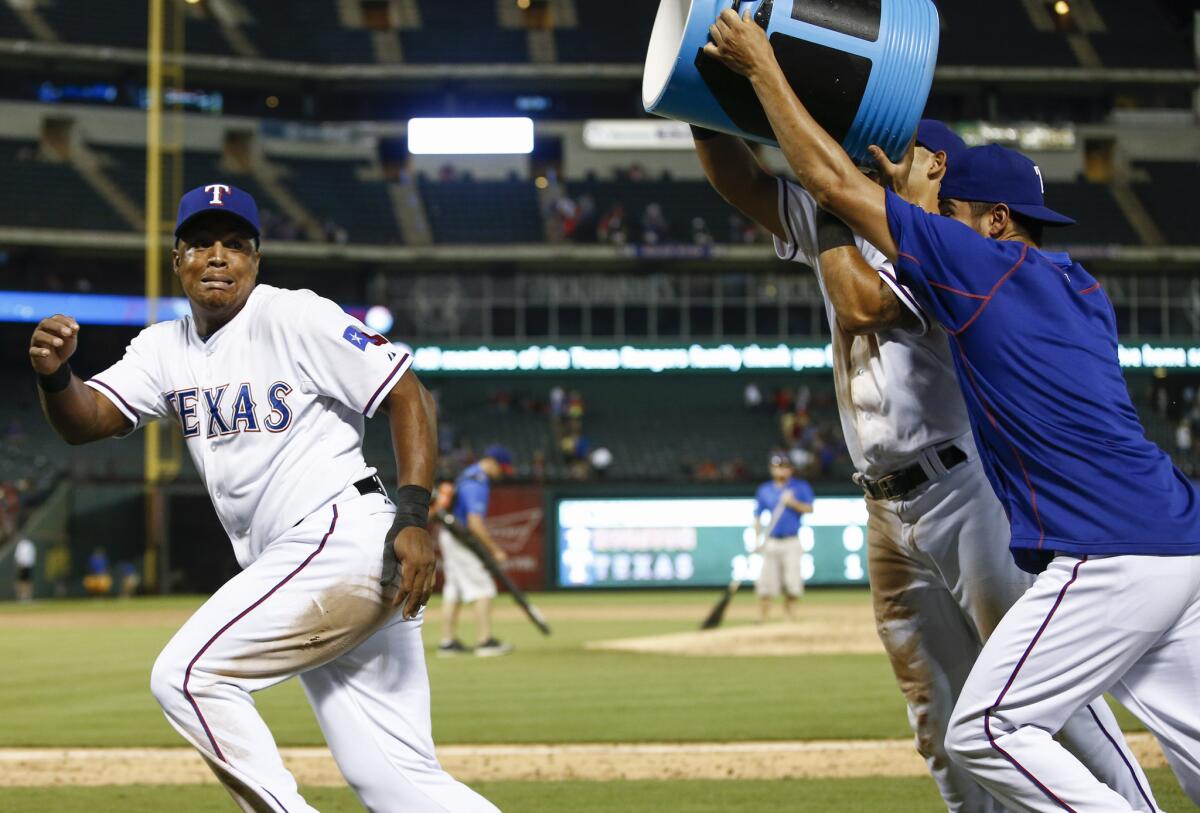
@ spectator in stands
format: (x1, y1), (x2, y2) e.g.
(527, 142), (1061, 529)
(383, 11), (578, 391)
(552, 196), (580, 240)
(627, 163), (647, 182)
(743, 382), (763, 410)
(323, 218), (348, 245)
(589, 447), (613, 479)
(83, 546), (112, 596)
(566, 391), (585, 421)
(597, 203), (628, 245)
(1176, 420), (1192, 453)
(691, 216), (714, 246)
(14, 536), (35, 603)
(573, 195), (599, 243)
(640, 202), (669, 245)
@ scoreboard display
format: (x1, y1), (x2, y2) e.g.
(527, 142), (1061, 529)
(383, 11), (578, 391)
(555, 496), (869, 589)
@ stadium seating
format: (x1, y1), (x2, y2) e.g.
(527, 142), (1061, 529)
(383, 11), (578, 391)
(245, 0), (375, 64)
(1043, 180), (1140, 247)
(274, 157), (401, 245)
(0, 2), (26, 39)
(419, 179), (545, 244)
(0, 139), (130, 232)
(400, 3), (529, 64)
(934, 1), (1077, 67)
(1089, 0), (1195, 69)
(556, 0), (659, 64)
(1133, 162), (1198, 247)
(565, 178), (743, 244)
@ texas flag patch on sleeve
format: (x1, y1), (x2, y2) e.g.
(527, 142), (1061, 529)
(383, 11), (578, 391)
(343, 325), (387, 351)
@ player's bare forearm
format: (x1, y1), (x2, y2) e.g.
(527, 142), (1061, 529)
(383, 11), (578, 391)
(748, 67), (894, 260)
(38, 377), (117, 445)
(820, 246), (917, 335)
(29, 314), (128, 444)
(702, 10), (896, 260)
(694, 133), (785, 239)
(382, 371), (437, 490)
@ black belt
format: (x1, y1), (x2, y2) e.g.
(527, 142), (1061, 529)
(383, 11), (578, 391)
(354, 474), (387, 498)
(856, 445), (967, 501)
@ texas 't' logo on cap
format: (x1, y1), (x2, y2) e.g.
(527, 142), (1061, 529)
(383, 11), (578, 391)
(175, 183), (261, 238)
(205, 184), (232, 206)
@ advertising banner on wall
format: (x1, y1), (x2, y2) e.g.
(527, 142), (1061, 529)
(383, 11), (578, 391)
(481, 484), (547, 592)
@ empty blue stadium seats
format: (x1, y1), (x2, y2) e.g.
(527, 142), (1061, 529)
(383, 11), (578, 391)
(419, 179), (544, 244)
(1043, 180), (1139, 247)
(0, 139), (131, 232)
(247, 0), (374, 64)
(1090, 0), (1194, 69)
(274, 156), (402, 245)
(1134, 162), (1199, 246)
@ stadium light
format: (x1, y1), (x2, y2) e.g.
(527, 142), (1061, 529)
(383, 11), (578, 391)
(407, 117), (534, 155)
(1054, 0), (1070, 15)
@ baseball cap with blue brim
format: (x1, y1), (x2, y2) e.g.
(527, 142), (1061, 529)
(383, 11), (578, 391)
(915, 119), (966, 162)
(175, 184), (261, 239)
(940, 144), (1076, 226)
(484, 445), (514, 473)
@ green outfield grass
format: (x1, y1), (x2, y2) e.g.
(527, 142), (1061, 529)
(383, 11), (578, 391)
(0, 590), (919, 746)
(0, 591), (1188, 811)
(0, 771), (1193, 813)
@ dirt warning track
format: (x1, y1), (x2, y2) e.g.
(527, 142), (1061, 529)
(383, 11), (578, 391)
(0, 735), (1167, 786)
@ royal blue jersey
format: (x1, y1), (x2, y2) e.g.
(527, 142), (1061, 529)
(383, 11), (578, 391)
(885, 190), (1200, 572)
(452, 463), (491, 525)
(754, 477), (815, 538)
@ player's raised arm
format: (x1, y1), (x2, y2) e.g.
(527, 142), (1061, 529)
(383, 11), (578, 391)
(379, 370), (439, 619)
(29, 315), (131, 444)
(704, 9), (897, 263)
(692, 127), (785, 240)
(815, 212), (920, 335)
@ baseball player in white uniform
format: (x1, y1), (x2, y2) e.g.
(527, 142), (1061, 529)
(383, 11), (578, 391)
(28, 185), (498, 813)
(693, 113), (1158, 812)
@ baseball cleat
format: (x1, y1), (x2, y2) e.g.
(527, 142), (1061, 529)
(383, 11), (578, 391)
(437, 640), (471, 657)
(474, 638), (514, 657)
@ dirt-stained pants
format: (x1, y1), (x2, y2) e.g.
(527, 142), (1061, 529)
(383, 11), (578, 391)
(150, 487), (498, 813)
(867, 440), (1158, 812)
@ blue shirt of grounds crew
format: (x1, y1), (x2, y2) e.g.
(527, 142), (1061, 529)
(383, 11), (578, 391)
(885, 190), (1200, 573)
(452, 463), (491, 525)
(754, 477), (815, 538)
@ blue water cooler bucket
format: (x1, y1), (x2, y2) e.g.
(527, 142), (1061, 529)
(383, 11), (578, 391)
(643, 0), (939, 163)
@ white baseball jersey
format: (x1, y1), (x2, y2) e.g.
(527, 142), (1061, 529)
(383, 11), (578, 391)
(85, 283), (412, 565)
(774, 179), (969, 478)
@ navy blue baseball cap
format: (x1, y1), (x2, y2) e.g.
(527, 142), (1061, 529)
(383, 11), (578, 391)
(484, 445), (514, 472)
(940, 144), (1075, 226)
(175, 184), (261, 239)
(915, 119), (966, 161)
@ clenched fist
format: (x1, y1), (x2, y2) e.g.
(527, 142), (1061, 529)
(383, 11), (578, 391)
(29, 314), (80, 375)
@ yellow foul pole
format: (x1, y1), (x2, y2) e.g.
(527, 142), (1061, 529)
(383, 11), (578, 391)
(143, 0), (164, 591)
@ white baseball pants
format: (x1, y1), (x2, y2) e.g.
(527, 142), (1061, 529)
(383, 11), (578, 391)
(150, 487), (499, 813)
(868, 439), (1158, 813)
(948, 553), (1200, 812)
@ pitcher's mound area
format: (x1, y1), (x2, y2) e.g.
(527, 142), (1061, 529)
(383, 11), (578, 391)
(587, 610), (885, 657)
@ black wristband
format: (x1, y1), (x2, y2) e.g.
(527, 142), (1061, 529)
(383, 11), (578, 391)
(37, 362), (73, 394)
(389, 484), (432, 535)
(690, 124), (721, 142)
(815, 208), (855, 254)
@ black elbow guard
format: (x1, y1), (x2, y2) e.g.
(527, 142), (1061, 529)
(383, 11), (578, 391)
(816, 209), (855, 254)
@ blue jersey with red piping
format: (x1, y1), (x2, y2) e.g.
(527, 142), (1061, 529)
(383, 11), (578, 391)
(885, 190), (1200, 572)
